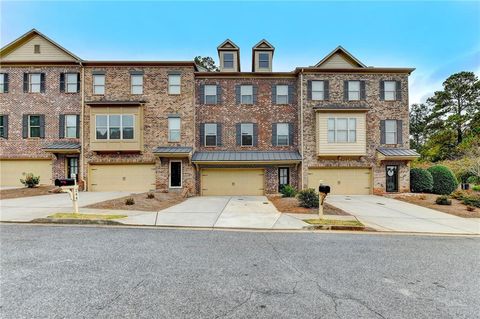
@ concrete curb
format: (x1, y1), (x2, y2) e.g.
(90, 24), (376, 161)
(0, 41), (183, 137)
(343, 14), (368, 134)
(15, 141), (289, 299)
(302, 225), (368, 231)
(30, 218), (124, 225)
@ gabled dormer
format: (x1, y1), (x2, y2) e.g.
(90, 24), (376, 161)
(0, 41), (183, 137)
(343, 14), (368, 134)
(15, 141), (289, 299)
(252, 39), (274, 72)
(314, 46), (366, 69)
(217, 39), (240, 72)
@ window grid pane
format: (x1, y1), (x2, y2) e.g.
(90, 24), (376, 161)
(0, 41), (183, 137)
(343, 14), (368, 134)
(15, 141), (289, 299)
(65, 115), (77, 138)
(241, 123), (253, 146)
(328, 118), (357, 143)
(259, 53), (269, 68)
(205, 85), (217, 103)
(29, 115), (40, 138)
(169, 118), (181, 142)
(30, 74), (41, 93)
(93, 75), (105, 95)
(66, 73), (78, 93)
(224, 53), (234, 68)
(348, 81), (360, 101)
(169, 75), (181, 94)
(312, 81), (324, 101)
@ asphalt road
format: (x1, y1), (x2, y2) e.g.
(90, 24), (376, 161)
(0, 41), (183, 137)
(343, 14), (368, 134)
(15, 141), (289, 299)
(1, 225), (479, 319)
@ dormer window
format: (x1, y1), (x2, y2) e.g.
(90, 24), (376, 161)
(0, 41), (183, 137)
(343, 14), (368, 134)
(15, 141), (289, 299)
(34, 44), (40, 54)
(223, 53), (234, 69)
(259, 53), (269, 69)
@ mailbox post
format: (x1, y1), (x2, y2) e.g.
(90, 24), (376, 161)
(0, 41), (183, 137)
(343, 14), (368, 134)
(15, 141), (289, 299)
(318, 183), (331, 219)
(54, 176), (79, 214)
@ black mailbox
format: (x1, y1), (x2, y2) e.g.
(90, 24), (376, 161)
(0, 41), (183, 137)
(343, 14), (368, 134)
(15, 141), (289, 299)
(55, 178), (76, 187)
(319, 184), (331, 194)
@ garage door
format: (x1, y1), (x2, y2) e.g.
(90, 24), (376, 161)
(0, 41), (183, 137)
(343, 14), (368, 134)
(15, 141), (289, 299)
(308, 168), (371, 195)
(89, 164), (155, 192)
(0, 160), (52, 187)
(201, 169), (264, 196)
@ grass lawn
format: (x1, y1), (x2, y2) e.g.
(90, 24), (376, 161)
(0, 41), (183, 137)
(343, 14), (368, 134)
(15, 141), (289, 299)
(48, 213), (127, 220)
(303, 219), (364, 227)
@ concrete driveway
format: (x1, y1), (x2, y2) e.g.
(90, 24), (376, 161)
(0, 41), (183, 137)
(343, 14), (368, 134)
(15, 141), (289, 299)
(326, 195), (480, 235)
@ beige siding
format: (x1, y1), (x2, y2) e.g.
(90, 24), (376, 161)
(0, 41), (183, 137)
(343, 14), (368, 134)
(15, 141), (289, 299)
(88, 164), (155, 192)
(0, 160), (52, 186)
(201, 168), (264, 196)
(317, 53), (357, 69)
(2, 35), (76, 62)
(308, 168), (371, 195)
(316, 112), (367, 156)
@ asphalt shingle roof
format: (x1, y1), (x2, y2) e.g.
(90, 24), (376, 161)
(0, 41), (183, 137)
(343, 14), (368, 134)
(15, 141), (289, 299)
(377, 148), (419, 157)
(192, 151), (302, 162)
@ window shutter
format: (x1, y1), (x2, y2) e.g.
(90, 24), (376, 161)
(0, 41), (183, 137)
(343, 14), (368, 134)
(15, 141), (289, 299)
(199, 84), (205, 104)
(253, 123), (258, 147)
(236, 123), (241, 145)
(216, 123), (222, 146)
(343, 81), (349, 101)
(77, 73), (81, 93)
(22, 115), (28, 138)
(253, 85), (258, 104)
(360, 80), (366, 100)
(396, 80), (402, 101)
(379, 80), (385, 101)
(216, 85), (222, 105)
(23, 73), (29, 93)
(40, 73), (46, 93)
(271, 123), (277, 146)
(271, 84), (277, 104)
(397, 120), (403, 145)
(3, 115), (8, 139)
(288, 123), (294, 146)
(39, 115), (45, 138)
(307, 80), (312, 100)
(76, 114), (80, 138)
(324, 80), (330, 100)
(59, 73), (65, 92)
(59, 115), (65, 139)
(235, 85), (241, 104)
(200, 123), (205, 146)
(288, 84), (294, 104)
(380, 120), (386, 144)
(3, 74), (8, 93)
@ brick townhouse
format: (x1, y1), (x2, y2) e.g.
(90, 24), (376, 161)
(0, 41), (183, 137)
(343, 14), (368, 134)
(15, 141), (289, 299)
(0, 29), (418, 195)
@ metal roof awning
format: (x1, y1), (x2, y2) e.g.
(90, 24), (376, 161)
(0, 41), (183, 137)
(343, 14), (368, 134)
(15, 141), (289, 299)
(192, 151), (302, 164)
(85, 100), (146, 106)
(313, 104), (369, 112)
(376, 148), (420, 161)
(153, 146), (193, 157)
(43, 141), (81, 154)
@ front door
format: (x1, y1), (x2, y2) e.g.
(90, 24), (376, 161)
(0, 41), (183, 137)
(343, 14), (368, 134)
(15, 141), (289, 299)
(170, 161), (182, 188)
(278, 167), (290, 192)
(386, 165), (398, 192)
(67, 157), (79, 181)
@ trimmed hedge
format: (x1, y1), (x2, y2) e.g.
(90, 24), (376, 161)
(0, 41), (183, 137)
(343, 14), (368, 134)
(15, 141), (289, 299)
(410, 168), (433, 193)
(427, 165), (459, 195)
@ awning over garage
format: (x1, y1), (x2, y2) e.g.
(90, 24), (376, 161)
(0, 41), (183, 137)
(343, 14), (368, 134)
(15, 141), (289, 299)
(43, 141), (80, 154)
(376, 148), (419, 161)
(192, 151), (302, 165)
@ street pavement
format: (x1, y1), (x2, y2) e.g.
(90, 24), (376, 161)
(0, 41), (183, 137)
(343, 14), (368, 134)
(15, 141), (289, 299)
(1, 224), (478, 319)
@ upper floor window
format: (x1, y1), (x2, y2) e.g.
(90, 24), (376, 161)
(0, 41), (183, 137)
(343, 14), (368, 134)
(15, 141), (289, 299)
(0, 73), (8, 93)
(241, 123), (253, 146)
(204, 85), (217, 104)
(276, 85), (289, 104)
(328, 118), (356, 143)
(0, 115), (5, 138)
(28, 115), (41, 138)
(29, 74), (42, 93)
(384, 81), (397, 101)
(66, 73), (78, 93)
(168, 117), (181, 142)
(241, 85), (253, 104)
(65, 115), (78, 138)
(93, 74), (105, 95)
(95, 114), (134, 140)
(259, 53), (269, 69)
(223, 53), (234, 69)
(34, 44), (40, 54)
(168, 74), (181, 95)
(348, 81), (360, 101)
(312, 80), (324, 101)
(276, 123), (289, 146)
(131, 74), (143, 95)
(385, 120), (397, 144)
(204, 123), (217, 146)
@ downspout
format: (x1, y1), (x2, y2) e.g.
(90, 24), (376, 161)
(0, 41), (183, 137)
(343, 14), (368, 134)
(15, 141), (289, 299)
(300, 69), (304, 190)
(80, 62), (85, 190)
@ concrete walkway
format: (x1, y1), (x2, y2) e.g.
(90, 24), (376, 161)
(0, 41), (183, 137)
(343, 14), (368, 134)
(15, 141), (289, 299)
(326, 195), (480, 235)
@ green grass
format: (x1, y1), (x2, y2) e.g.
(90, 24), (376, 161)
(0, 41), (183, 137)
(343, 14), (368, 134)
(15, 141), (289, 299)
(303, 219), (364, 227)
(48, 213), (127, 220)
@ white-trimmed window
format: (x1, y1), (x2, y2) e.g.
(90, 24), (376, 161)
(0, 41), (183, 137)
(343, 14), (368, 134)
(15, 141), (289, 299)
(276, 123), (289, 146)
(65, 115), (77, 138)
(204, 123), (217, 146)
(66, 73), (78, 93)
(0, 74), (6, 93)
(204, 85), (217, 104)
(276, 85), (289, 104)
(223, 53), (234, 69)
(28, 115), (41, 138)
(385, 120), (397, 144)
(328, 118), (356, 143)
(29, 74), (41, 93)
(95, 114), (134, 140)
(168, 74), (181, 94)
(348, 81), (360, 101)
(131, 74), (143, 95)
(312, 80), (324, 100)
(241, 85), (253, 104)
(93, 74), (105, 95)
(168, 117), (181, 142)
(241, 123), (253, 146)
(384, 81), (396, 101)
(259, 53), (269, 69)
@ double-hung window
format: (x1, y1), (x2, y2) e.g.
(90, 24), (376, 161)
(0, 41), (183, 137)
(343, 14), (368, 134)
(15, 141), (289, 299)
(28, 115), (41, 138)
(168, 117), (181, 142)
(204, 123), (217, 146)
(65, 115), (78, 138)
(241, 123), (253, 146)
(223, 53), (234, 69)
(259, 53), (269, 69)
(66, 73), (78, 93)
(385, 120), (397, 144)
(384, 81), (396, 101)
(95, 115), (134, 140)
(93, 74), (105, 95)
(131, 74), (143, 95)
(348, 81), (360, 101)
(240, 85), (253, 104)
(0, 115), (4, 138)
(328, 118), (356, 143)
(276, 123), (289, 146)
(312, 80), (324, 100)
(29, 74), (41, 93)
(168, 74), (181, 94)
(0, 74), (6, 93)
(204, 85), (217, 104)
(276, 85), (289, 104)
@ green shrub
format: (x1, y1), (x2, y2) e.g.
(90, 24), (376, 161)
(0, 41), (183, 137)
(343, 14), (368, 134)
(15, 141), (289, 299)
(467, 175), (480, 184)
(427, 165), (459, 195)
(20, 173), (40, 188)
(410, 168), (433, 193)
(450, 190), (467, 200)
(297, 188), (319, 208)
(462, 194), (480, 208)
(146, 193), (155, 199)
(125, 197), (135, 205)
(472, 185), (480, 192)
(435, 195), (452, 205)
(280, 184), (297, 198)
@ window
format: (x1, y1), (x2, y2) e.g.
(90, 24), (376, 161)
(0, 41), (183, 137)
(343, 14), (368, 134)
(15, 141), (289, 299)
(259, 53), (269, 69)
(276, 85), (289, 104)
(66, 73), (78, 93)
(29, 115), (41, 138)
(0, 115), (4, 138)
(67, 157), (79, 180)
(0, 74), (5, 93)
(385, 120), (397, 144)
(204, 85), (217, 104)
(384, 81), (396, 101)
(240, 85), (253, 104)
(65, 115), (77, 138)
(241, 123), (253, 146)
(348, 81), (360, 101)
(276, 123), (289, 146)
(278, 167), (289, 192)
(93, 74), (105, 95)
(204, 123), (217, 146)
(168, 117), (181, 142)
(34, 44), (40, 54)
(95, 114), (134, 140)
(29, 74), (41, 93)
(168, 74), (181, 94)
(328, 118), (356, 143)
(131, 74), (143, 95)
(312, 81), (324, 100)
(223, 53), (234, 69)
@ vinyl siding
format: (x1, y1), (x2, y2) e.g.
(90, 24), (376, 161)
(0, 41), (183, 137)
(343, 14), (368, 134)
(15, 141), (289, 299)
(316, 53), (357, 69)
(2, 35), (76, 62)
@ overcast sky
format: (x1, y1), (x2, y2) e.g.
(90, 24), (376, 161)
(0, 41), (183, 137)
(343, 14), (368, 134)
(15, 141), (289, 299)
(2, 1), (479, 104)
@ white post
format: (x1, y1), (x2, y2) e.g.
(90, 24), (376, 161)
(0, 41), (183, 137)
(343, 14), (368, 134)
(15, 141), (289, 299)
(72, 174), (79, 214)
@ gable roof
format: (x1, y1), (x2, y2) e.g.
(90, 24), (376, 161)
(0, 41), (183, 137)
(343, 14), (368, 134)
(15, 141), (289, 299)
(0, 28), (82, 62)
(217, 39), (240, 51)
(314, 46), (366, 68)
(252, 39), (275, 51)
